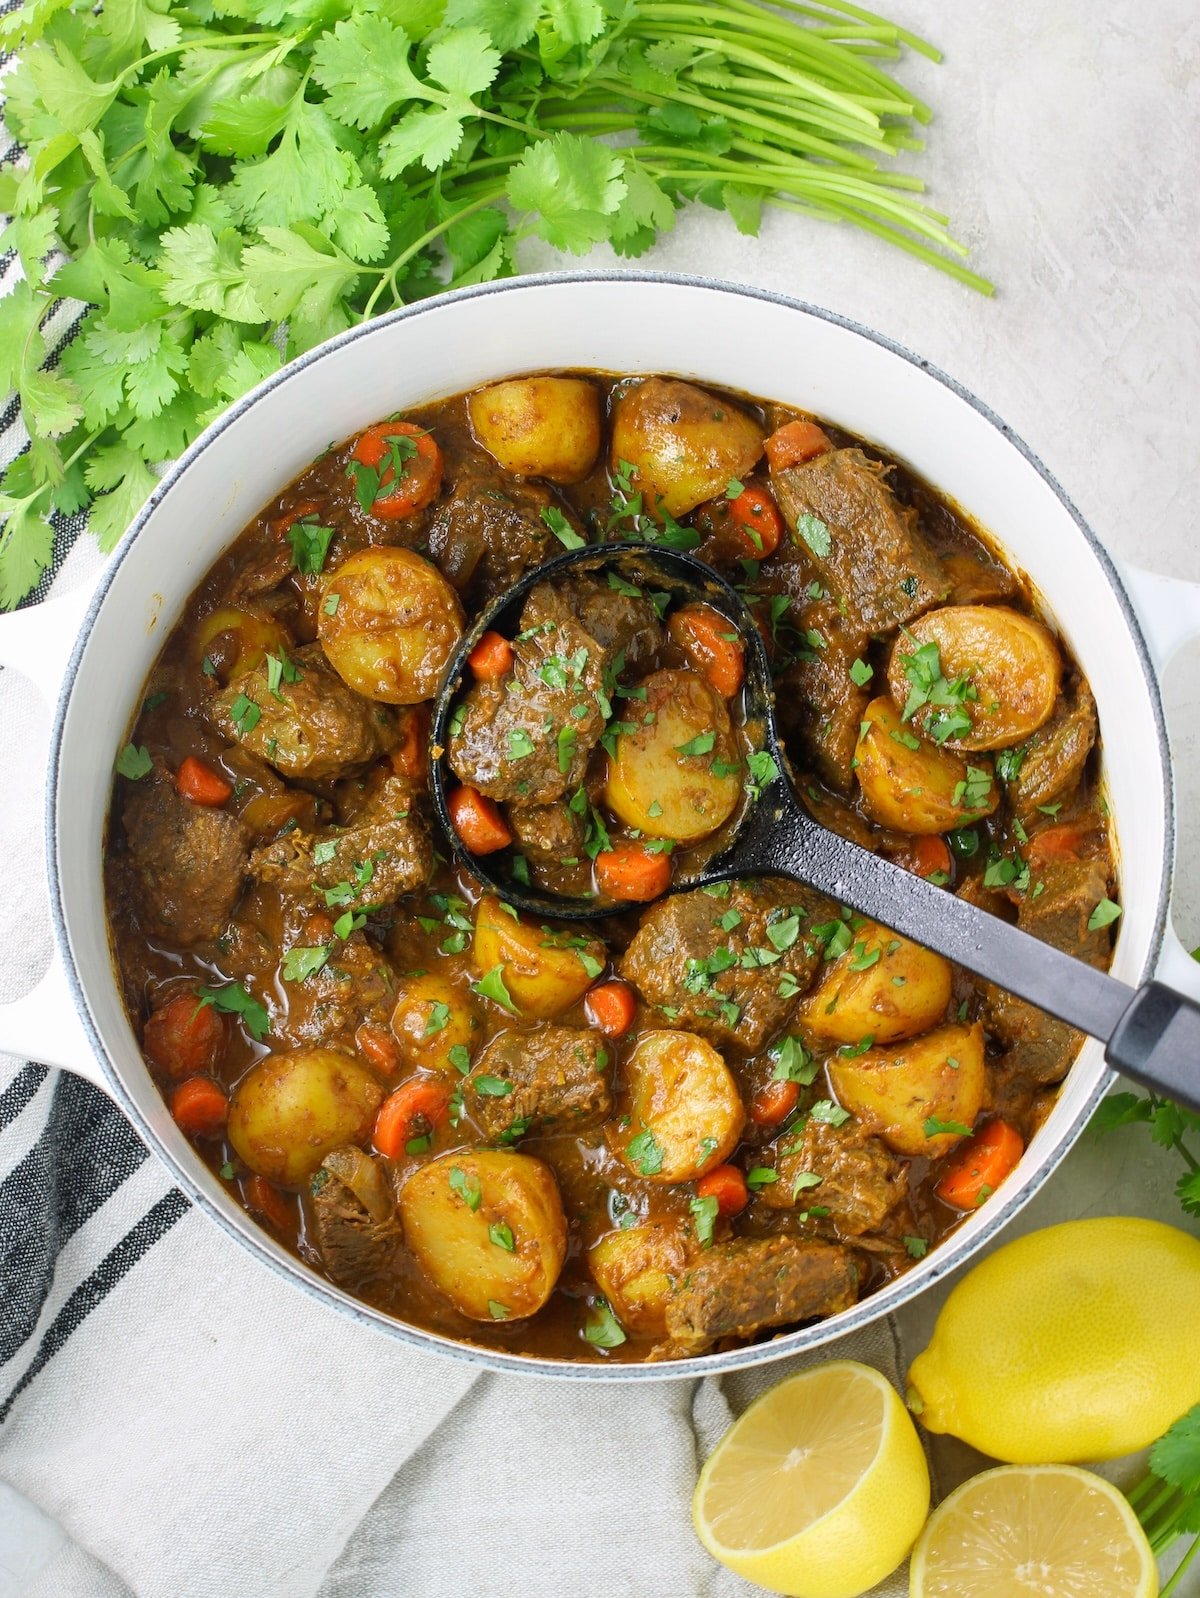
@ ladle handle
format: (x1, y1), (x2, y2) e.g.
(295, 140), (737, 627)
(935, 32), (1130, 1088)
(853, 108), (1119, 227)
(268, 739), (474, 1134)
(727, 786), (1200, 1112)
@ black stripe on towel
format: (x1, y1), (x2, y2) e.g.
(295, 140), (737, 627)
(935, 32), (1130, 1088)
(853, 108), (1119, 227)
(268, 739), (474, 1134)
(0, 1072), (153, 1366)
(0, 1061), (45, 1132)
(0, 1187), (190, 1424)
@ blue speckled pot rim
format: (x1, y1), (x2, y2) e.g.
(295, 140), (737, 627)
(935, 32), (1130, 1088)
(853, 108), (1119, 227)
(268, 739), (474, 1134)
(43, 271), (1171, 1382)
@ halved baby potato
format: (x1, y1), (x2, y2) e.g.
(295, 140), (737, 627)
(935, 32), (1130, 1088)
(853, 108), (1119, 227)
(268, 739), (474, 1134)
(472, 896), (604, 1018)
(318, 546), (464, 703)
(604, 668), (742, 843)
(391, 971), (482, 1074)
(467, 377), (602, 484)
(398, 1149), (568, 1321)
(887, 605), (1062, 752)
(800, 920), (953, 1046)
(855, 697), (998, 835)
(610, 377), (765, 519)
(612, 1029), (744, 1184)
(192, 605), (287, 681)
(228, 1047), (384, 1188)
(588, 1220), (695, 1337)
(827, 1020), (986, 1157)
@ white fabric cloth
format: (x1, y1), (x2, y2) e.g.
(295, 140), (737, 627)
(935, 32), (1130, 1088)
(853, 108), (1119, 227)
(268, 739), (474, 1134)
(0, 1144), (912, 1598)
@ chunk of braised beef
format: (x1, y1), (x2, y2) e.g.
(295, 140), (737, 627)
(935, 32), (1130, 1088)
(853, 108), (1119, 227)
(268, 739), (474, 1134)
(249, 772), (432, 908)
(218, 897), (397, 1051)
(208, 643), (394, 781)
(1004, 683), (1097, 818)
(463, 1026), (612, 1140)
(120, 768), (250, 946)
(619, 879), (824, 1054)
(758, 1119), (907, 1235)
(980, 986), (1082, 1086)
(310, 1146), (401, 1290)
(426, 470), (568, 601)
(775, 599), (872, 791)
(448, 616), (607, 803)
(663, 1237), (858, 1353)
(1017, 855), (1113, 968)
(769, 449), (946, 635)
(507, 798), (587, 868)
(519, 575), (664, 677)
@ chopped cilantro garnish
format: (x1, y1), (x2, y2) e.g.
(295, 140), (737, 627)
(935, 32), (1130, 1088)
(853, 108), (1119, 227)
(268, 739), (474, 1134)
(115, 743), (152, 780)
(195, 981), (269, 1042)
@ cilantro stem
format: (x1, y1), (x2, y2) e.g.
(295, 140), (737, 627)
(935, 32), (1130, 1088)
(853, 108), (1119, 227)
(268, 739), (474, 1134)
(1161, 1535), (1200, 1597)
(633, 6), (930, 116)
(768, 0), (942, 62)
(626, 27), (883, 126)
(572, 77), (898, 160)
(360, 190), (505, 318)
(768, 194), (994, 292)
(115, 32), (288, 85)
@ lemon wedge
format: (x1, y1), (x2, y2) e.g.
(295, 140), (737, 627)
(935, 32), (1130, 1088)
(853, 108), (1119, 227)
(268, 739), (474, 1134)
(909, 1464), (1159, 1598)
(693, 1359), (930, 1598)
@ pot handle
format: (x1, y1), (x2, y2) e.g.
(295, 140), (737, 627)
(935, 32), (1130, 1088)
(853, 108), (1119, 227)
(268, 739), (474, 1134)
(1121, 564), (1200, 1003)
(0, 580), (113, 1095)
(1121, 564), (1200, 675)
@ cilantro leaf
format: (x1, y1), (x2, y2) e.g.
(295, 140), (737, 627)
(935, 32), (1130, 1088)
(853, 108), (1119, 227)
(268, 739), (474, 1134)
(115, 742), (152, 779)
(584, 1298), (627, 1349)
(195, 981), (269, 1041)
(507, 133), (626, 254)
(1150, 1404), (1200, 1497)
(470, 963), (519, 1014)
(310, 17), (426, 130)
(690, 1193), (719, 1246)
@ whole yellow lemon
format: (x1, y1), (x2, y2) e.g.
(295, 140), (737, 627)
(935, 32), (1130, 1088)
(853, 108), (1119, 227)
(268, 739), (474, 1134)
(907, 1216), (1200, 1462)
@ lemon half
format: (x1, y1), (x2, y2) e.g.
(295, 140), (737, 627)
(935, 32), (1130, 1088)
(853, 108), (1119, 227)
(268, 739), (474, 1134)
(909, 1464), (1158, 1598)
(693, 1360), (930, 1598)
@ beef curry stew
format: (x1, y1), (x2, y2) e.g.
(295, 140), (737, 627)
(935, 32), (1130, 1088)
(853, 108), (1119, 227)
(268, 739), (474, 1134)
(104, 373), (1119, 1363)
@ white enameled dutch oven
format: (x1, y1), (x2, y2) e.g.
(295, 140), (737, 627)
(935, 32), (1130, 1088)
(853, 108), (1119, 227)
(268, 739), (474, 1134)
(2, 273), (1198, 1380)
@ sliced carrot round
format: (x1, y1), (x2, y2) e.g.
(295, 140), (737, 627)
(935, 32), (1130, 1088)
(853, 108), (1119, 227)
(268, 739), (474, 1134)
(749, 1079), (799, 1127)
(910, 835), (952, 881)
(143, 994), (226, 1079)
(355, 1021), (401, 1077)
(764, 418), (833, 473)
(170, 1075), (229, 1138)
(728, 483), (783, 558)
(667, 603), (745, 699)
(350, 421), (442, 518)
(585, 980), (636, 1037)
(448, 784), (513, 855)
(272, 499), (321, 539)
(244, 1172), (293, 1231)
(696, 1163), (749, 1217)
(935, 1119), (1024, 1209)
(390, 704), (430, 782)
(374, 1075), (453, 1159)
(595, 840), (672, 903)
(467, 630), (515, 681)
(175, 755), (233, 807)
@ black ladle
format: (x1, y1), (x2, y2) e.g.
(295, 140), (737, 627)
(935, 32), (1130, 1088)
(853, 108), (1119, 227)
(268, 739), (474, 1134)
(429, 540), (1200, 1112)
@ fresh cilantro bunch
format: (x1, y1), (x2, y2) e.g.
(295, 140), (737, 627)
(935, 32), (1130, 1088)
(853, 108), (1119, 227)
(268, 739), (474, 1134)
(1128, 1403), (1200, 1595)
(1091, 1089), (1200, 1219)
(0, 0), (986, 608)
